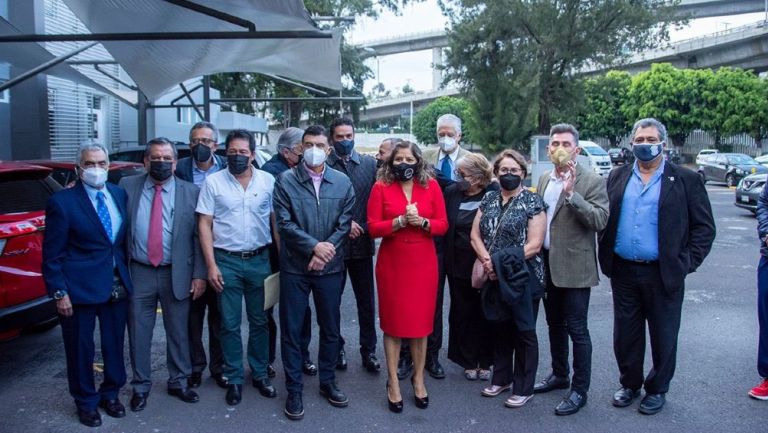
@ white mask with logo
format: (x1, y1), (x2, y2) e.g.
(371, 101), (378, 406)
(438, 136), (457, 153)
(303, 146), (327, 168)
(81, 167), (108, 188)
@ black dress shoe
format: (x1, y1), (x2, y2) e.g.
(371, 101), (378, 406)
(212, 373), (229, 389)
(188, 372), (202, 388)
(130, 392), (148, 412)
(319, 382), (349, 407)
(168, 387), (200, 403)
(638, 393), (665, 415)
(386, 381), (403, 413)
(555, 390), (587, 416)
(362, 353), (381, 373)
(397, 358), (413, 380)
(225, 384), (242, 406)
(533, 374), (570, 394)
(267, 364), (276, 378)
(98, 398), (126, 418)
(426, 358), (446, 379)
(285, 392), (304, 420)
(77, 409), (102, 427)
(336, 349), (348, 371)
(411, 376), (429, 409)
(303, 360), (318, 376)
(612, 387), (641, 408)
(252, 377), (278, 398)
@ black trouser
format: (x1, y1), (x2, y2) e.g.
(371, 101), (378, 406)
(267, 306), (312, 364)
(543, 256), (592, 394)
(339, 256), (377, 356)
(611, 256), (684, 394)
(490, 304), (539, 396)
(401, 250), (446, 362)
(447, 275), (493, 369)
(189, 285), (224, 376)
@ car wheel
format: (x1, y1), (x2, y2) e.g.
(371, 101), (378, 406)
(726, 173), (736, 188)
(698, 171), (707, 184)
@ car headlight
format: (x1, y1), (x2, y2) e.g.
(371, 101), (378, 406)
(736, 168), (745, 175)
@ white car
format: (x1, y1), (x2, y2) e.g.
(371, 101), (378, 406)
(696, 149), (719, 166)
(576, 141), (613, 177)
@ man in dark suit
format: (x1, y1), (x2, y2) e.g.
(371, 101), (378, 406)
(43, 142), (132, 427)
(121, 138), (206, 411)
(174, 121), (229, 389)
(598, 118), (715, 415)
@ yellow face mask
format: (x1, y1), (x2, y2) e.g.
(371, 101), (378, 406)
(549, 147), (572, 167)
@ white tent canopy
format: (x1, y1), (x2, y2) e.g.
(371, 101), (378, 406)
(60, 0), (342, 101)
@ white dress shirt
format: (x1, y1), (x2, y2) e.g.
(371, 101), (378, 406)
(543, 170), (566, 251)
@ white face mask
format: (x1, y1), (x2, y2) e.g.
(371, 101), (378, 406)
(438, 136), (457, 153)
(303, 146), (327, 168)
(81, 167), (108, 188)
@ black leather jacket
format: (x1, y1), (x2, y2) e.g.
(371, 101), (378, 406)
(273, 164), (356, 275)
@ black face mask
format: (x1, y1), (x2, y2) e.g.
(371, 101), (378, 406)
(192, 144), (212, 163)
(457, 179), (471, 192)
(149, 161), (173, 182)
(376, 159), (384, 168)
(227, 154), (250, 175)
(499, 173), (522, 191)
(393, 163), (417, 181)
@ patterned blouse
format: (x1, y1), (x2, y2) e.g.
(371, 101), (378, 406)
(478, 188), (546, 286)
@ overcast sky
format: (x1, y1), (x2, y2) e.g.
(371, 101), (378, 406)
(347, 1), (766, 95)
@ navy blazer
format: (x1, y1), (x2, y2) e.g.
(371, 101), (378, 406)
(42, 182), (132, 304)
(174, 154), (227, 184)
(598, 162), (716, 293)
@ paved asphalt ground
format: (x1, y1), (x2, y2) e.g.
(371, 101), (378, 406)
(1, 181), (765, 433)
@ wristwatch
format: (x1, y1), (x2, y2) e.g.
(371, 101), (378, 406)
(53, 290), (67, 300)
(421, 218), (430, 230)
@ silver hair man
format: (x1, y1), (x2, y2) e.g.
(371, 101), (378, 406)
(75, 141), (110, 166)
(435, 113), (462, 135)
(189, 121), (220, 144)
(631, 118), (668, 143)
(549, 123), (580, 143)
(276, 127), (305, 151)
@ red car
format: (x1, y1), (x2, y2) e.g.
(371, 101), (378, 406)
(19, 159), (145, 188)
(0, 161), (63, 341)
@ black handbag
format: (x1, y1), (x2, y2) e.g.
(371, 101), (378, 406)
(110, 274), (128, 302)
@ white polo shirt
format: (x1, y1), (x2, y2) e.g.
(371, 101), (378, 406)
(196, 167), (275, 252)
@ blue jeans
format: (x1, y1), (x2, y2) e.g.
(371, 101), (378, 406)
(279, 271), (343, 394)
(758, 256), (768, 378)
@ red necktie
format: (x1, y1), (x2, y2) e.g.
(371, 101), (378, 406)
(147, 184), (163, 266)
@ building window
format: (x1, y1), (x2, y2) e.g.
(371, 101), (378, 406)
(0, 83), (8, 103)
(176, 107), (200, 125)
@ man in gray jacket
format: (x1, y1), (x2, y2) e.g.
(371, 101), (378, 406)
(534, 123), (609, 416)
(273, 125), (356, 421)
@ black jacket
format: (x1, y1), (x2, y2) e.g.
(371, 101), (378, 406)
(444, 182), (499, 278)
(481, 246), (542, 331)
(758, 181), (768, 257)
(273, 164), (356, 275)
(174, 154), (227, 184)
(598, 162), (716, 293)
(326, 150), (377, 259)
(261, 153), (291, 179)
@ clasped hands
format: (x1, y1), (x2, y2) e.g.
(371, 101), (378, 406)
(309, 241), (335, 272)
(403, 202), (425, 227)
(480, 255), (498, 281)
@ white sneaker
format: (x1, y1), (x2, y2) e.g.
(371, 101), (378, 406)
(481, 384), (511, 397)
(478, 369), (491, 381)
(504, 394), (533, 408)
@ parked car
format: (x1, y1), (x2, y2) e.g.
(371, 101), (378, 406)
(696, 149), (719, 165)
(735, 173), (766, 214)
(18, 160), (145, 188)
(111, 143), (272, 168)
(663, 148), (681, 165)
(608, 147), (626, 165)
(755, 154), (768, 167)
(0, 161), (62, 341)
(576, 141), (613, 177)
(698, 153), (768, 187)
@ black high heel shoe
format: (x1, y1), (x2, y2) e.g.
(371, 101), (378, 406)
(411, 377), (429, 409)
(387, 381), (403, 413)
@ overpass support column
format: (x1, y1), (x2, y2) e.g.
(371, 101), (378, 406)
(432, 47), (443, 90)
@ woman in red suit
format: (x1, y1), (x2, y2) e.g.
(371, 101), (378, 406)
(367, 140), (448, 413)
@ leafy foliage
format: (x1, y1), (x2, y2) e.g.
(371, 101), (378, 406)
(412, 96), (473, 144)
(578, 71), (631, 146)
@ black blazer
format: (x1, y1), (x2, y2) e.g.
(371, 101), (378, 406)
(444, 182), (499, 278)
(174, 154), (227, 184)
(598, 162), (716, 293)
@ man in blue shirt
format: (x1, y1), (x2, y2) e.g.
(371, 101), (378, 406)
(598, 118), (715, 415)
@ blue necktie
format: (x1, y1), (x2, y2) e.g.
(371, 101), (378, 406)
(440, 156), (452, 180)
(96, 191), (113, 242)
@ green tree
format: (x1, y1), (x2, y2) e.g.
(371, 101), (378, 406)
(412, 96), (473, 144)
(401, 82), (414, 94)
(212, 1), (422, 128)
(621, 63), (705, 147)
(441, 0), (680, 143)
(744, 78), (768, 152)
(578, 71), (631, 146)
(700, 67), (764, 150)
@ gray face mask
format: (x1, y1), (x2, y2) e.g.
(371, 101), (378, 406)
(81, 167), (108, 188)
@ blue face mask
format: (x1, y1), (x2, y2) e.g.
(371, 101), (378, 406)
(333, 139), (354, 156)
(632, 143), (663, 162)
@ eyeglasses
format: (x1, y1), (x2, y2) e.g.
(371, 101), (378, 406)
(191, 138), (216, 146)
(497, 167), (522, 175)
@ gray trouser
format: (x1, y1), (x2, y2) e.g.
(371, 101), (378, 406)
(129, 262), (191, 393)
